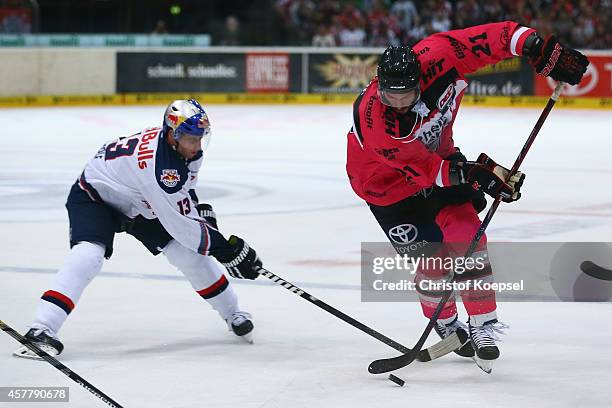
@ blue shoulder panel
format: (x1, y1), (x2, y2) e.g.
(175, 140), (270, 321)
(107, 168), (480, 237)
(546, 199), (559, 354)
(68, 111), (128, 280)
(155, 134), (189, 194)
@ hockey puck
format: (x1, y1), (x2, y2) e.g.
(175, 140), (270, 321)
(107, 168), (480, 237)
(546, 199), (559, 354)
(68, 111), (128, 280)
(388, 374), (405, 387)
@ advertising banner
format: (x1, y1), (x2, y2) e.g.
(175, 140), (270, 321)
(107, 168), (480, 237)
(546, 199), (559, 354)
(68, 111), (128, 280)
(117, 52), (302, 93)
(117, 52), (245, 93)
(534, 54), (612, 98)
(464, 57), (533, 96)
(246, 53), (290, 92)
(307, 54), (535, 96)
(308, 53), (378, 94)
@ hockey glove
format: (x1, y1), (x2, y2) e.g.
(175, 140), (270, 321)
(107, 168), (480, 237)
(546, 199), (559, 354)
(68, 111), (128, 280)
(463, 153), (525, 203)
(439, 148), (486, 213)
(527, 34), (588, 85)
(196, 203), (218, 230)
(214, 235), (262, 280)
(472, 189), (487, 213)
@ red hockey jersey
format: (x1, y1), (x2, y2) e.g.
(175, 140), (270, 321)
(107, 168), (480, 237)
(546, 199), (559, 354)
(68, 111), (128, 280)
(346, 22), (535, 206)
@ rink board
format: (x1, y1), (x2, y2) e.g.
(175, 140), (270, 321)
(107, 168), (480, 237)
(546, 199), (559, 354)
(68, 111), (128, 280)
(0, 93), (610, 109)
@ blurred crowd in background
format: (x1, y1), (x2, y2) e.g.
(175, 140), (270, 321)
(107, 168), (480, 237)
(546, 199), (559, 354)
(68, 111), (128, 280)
(279, 0), (612, 49)
(1, 0), (610, 49)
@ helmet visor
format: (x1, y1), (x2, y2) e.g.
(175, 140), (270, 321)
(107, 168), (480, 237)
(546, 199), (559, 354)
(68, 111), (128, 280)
(378, 86), (421, 109)
(175, 128), (212, 152)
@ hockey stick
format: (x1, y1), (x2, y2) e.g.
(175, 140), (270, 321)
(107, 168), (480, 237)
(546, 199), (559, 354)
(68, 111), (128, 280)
(368, 82), (566, 374)
(580, 261), (612, 281)
(260, 268), (463, 361)
(0, 320), (124, 408)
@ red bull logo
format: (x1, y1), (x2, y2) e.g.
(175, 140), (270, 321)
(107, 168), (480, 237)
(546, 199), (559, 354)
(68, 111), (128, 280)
(167, 114), (186, 127)
(160, 169), (180, 187)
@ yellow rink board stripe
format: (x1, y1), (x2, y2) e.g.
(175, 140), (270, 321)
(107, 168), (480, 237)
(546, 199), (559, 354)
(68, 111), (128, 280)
(0, 93), (610, 109)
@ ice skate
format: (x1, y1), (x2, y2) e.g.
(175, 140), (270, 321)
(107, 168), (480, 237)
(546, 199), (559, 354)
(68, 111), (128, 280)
(435, 315), (475, 358)
(469, 319), (509, 374)
(226, 311), (254, 344)
(13, 327), (64, 360)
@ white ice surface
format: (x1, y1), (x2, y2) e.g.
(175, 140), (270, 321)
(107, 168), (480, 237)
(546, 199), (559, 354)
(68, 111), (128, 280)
(0, 105), (611, 407)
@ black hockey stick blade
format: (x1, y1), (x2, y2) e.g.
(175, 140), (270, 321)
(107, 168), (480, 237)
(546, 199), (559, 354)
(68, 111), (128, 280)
(369, 287), (457, 374)
(369, 328), (468, 372)
(368, 349), (418, 374)
(580, 261), (612, 281)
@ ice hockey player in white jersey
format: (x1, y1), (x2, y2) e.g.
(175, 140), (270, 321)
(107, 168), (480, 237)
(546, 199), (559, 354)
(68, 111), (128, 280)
(15, 99), (263, 359)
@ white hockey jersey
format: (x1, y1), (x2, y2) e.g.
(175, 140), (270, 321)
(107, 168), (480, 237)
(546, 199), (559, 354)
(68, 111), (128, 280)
(79, 127), (224, 255)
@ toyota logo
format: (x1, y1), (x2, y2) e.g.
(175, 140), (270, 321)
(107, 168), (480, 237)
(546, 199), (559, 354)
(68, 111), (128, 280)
(388, 224), (419, 244)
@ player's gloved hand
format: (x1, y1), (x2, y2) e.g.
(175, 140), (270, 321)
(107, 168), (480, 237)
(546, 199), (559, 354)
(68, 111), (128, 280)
(439, 148), (486, 212)
(445, 147), (466, 163)
(471, 189), (487, 213)
(463, 153), (525, 203)
(214, 235), (262, 280)
(528, 34), (588, 85)
(196, 203), (218, 229)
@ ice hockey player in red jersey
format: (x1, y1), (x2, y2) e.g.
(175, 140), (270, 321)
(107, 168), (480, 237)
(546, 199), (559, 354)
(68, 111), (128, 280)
(346, 22), (588, 369)
(15, 99), (264, 359)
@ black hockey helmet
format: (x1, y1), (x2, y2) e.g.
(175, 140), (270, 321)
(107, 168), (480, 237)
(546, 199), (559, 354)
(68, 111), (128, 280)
(377, 46), (421, 109)
(377, 46), (421, 91)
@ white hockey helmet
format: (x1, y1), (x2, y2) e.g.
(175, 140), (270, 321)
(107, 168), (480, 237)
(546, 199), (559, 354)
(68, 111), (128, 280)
(163, 99), (211, 151)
